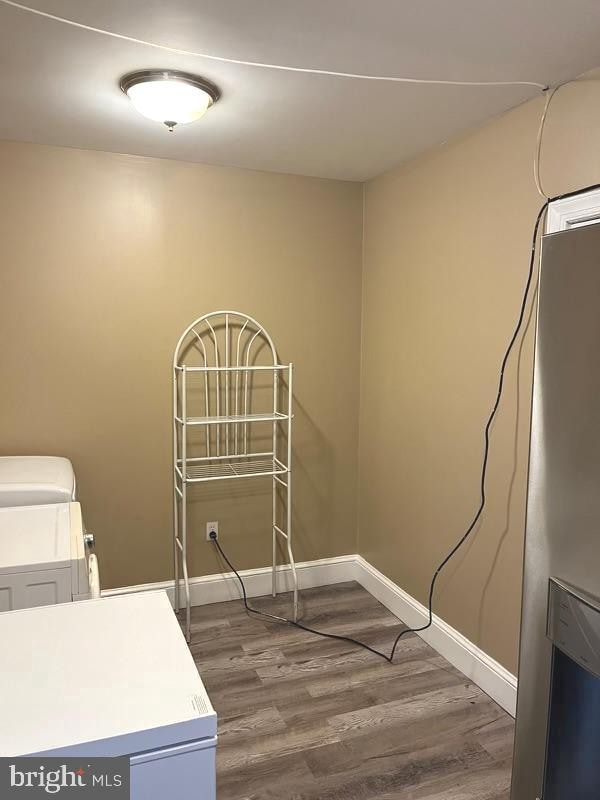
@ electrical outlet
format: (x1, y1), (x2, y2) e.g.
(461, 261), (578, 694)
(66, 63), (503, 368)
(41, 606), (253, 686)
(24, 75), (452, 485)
(206, 521), (219, 541)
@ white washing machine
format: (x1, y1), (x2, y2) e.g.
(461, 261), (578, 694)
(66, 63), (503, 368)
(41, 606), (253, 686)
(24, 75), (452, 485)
(0, 456), (76, 506)
(0, 502), (99, 612)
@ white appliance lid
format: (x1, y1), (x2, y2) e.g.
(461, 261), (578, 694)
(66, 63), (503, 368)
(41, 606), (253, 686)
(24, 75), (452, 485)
(0, 503), (75, 573)
(0, 592), (216, 757)
(0, 456), (76, 505)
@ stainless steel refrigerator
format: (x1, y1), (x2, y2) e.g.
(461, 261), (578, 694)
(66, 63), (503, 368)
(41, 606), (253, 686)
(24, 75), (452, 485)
(512, 222), (600, 800)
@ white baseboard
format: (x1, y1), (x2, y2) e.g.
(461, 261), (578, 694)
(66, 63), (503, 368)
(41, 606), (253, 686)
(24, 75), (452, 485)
(102, 554), (357, 608)
(353, 555), (517, 716)
(103, 552), (517, 716)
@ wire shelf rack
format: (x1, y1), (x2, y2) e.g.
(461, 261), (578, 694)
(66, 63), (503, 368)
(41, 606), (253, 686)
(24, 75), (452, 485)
(172, 311), (297, 642)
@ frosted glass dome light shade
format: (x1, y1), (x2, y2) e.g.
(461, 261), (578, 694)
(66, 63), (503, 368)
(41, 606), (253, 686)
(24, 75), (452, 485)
(120, 70), (220, 131)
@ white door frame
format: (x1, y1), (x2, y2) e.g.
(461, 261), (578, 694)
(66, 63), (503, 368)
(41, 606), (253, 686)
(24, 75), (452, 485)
(547, 187), (600, 233)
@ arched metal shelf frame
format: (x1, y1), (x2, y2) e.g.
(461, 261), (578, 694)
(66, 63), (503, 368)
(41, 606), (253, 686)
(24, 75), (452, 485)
(173, 311), (297, 642)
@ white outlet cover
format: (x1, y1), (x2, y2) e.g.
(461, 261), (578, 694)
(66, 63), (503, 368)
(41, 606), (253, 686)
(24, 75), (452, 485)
(206, 521), (219, 541)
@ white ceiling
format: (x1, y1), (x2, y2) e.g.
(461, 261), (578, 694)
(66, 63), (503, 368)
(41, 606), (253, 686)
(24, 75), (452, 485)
(1, 0), (600, 180)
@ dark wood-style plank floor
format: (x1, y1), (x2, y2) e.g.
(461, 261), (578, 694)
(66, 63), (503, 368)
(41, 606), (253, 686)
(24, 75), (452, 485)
(183, 582), (514, 800)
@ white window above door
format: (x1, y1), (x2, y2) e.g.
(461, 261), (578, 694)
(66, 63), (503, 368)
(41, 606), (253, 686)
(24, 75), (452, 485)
(547, 187), (600, 233)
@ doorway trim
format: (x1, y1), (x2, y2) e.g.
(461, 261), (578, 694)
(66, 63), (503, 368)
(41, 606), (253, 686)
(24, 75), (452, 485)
(547, 187), (600, 233)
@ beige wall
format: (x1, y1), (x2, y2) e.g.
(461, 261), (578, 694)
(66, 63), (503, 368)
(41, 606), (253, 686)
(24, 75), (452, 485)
(360, 72), (600, 673)
(2, 71), (600, 670)
(0, 140), (363, 589)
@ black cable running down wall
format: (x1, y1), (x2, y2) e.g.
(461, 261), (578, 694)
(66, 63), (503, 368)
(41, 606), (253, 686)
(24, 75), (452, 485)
(385, 199), (549, 660)
(210, 182), (600, 663)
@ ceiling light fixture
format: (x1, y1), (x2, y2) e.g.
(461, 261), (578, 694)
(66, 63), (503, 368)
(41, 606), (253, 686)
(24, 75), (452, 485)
(120, 70), (220, 131)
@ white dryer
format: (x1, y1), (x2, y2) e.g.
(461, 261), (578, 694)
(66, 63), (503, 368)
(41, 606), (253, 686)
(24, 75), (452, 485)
(0, 502), (99, 612)
(0, 456), (76, 506)
(0, 592), (217, 800)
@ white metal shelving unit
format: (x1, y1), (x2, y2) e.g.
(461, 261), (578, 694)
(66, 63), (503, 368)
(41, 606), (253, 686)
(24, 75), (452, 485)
(173, 311), (297, 642)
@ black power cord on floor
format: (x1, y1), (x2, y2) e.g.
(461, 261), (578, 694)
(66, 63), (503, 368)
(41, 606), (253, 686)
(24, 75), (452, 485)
(211, 534), (394, 661)
(211, 184), (600, 664)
